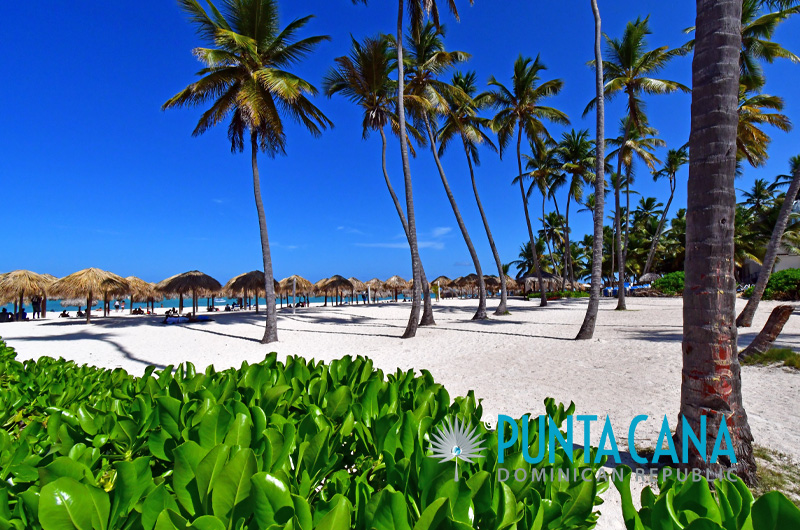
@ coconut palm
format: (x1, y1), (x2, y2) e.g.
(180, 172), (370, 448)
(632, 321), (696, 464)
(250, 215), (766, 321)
(643, 148), (688, 276)
(351, 0), (470, 338)
(523, 138), (561, 275)
(322, 35), (437, 326)
(163, 0), (331, 343)
(487, 55), (569, 307)
(554, 129), (596, 289)
(438, 70), (509, 315)
(677, 0), (756, 484)
(403, 25), (488, 320)
(738, 155), (800, 327)
(577, 0), (607, 340)
(587, 16), (688, 310)
(737, 80), (792, 168)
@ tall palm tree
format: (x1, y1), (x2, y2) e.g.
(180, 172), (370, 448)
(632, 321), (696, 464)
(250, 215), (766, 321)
(487, 55), (569, 307)
(739, 178), (777, 212)
(322, 35), (437, 327)
(163, 0), (332, 344)
(737, 79), (792, 168)
(403, 25), (488, 320)
(587, 16), (688, 310)
(677, 0), (756, 484)
(737, 155), (800, 327)
(538, 211), (566, 274)
(643, 148), (688, 275)
(439, 70), (509, 315)
(352, 0), (470, 337)
(523, 137), (562, 278)
(577, 0), (607, 340)
(555, 129), (596, 289)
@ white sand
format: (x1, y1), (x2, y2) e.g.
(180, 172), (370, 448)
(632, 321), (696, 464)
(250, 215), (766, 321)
(1, 296), (798, 529)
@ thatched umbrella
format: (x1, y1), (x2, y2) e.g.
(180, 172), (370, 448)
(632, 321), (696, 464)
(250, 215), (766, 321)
(324, 275), (354, 306)
(126, 276), (158, 314)
(384, 275), (408, 302)
(348, 277), (366, 304)
(49, 268), (129, 323)
(505, 276), (519, 292)
(314, 278), (331, 306)
(0, 270), (51, 321)
(39, 274), (58, 317)
(224, 271), (276, 312)
(157, 270), (221, 316)
(365, 278), (384, 303)
(639, 272), (661, 284)
(483, 275), (501, 293)
(279, 275), (313, 309)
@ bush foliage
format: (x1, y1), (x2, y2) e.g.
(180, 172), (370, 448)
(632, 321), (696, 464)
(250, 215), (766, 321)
(743, 268), (800, 301)
(652, 271), (685, 296)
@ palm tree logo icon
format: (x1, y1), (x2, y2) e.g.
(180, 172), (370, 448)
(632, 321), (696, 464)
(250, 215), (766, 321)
(428, 417), (485, 481)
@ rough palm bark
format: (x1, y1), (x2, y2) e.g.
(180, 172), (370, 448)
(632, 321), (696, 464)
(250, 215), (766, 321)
(739, 305), (794, 358)
(517, 130), (548, 306)
(737, 168), (800, 327)
(676, 0), (756, 484)
(379, 128), (436, 325)
(396, 0), (422, 338)
(423, 114), (488, 320)
(643, 174), (676, 276)
(577, 0), (606, 340)
(464, 141), (508, 315)
(251, 132), (279, 344)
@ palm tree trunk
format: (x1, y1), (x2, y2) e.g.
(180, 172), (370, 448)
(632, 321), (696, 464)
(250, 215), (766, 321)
(737, 168), (800, 327)
(677, 0), (755, 484)
(250, 132), (279, 343)
(564, 194), (573, 290)
(379, 128), (436, 326)
(465, 141), (508, 315)
(622, 162), (632, 276)
(422, 115), (487, 320)
(86, 293), (91, 324)
(614, 121), (632, 310)
(396, 0), (422, 338)
(550, 198), (566, 280)
(543, 195), (557, 273)
(643, 176), (676, 276)
(517, 129), (547, 306)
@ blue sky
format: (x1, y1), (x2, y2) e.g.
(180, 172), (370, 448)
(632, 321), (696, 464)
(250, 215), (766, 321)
(2, 1), (799, 285)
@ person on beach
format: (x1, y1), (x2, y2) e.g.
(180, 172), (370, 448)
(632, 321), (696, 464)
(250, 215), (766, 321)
(31, 297), (41, 319)
(114, 300), (120, 312)
(122, 301), (125, 312)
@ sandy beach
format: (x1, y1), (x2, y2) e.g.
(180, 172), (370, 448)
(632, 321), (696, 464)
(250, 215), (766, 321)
(1, 296), (798, 528)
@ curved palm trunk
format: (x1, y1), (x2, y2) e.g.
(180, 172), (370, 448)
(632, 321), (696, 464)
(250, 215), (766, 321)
(251, 132), (279, 343)
(577, 0), (606, 339)
(676, 0), (755, 484)
(643, 176), (676, 276)
(396, 0), (422, 338)
(379, 128), (436, 326)
(422, 115), (487, 320)
(737, 168), (800, 327)
(464, 141), (508, 315)
(543, 195), (558, 273)
(517, 129), (547, 306)
(614, 120), (632, 310)
(551, 198), (565, 279)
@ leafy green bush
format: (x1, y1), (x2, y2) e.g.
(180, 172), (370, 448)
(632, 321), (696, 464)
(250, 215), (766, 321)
(0, 339), (605, 529)
(526, 290), (590, 300)
(652, 271), (685, 296)
(744, 268), (800, 300)
(613, 465), (800, 529)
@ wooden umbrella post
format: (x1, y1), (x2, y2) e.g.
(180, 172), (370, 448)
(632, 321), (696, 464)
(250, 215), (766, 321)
(292, 277), (296, 315)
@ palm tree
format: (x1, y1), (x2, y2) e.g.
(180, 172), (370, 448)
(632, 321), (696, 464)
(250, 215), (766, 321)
(737, 79), (792, 168)
(352, 0), (469, 338)
(322, 35), (437, 327)
(538, 211), (566, 274)
(487, 55), (569, 307)
(403, 25), (488, 320)
(739, 178), (777, 212)
(523, 137), (562, 277)
(163, 0), (332, 344)
(677, 0), (756, 484)
(587, 16), (688, 310)
(439, 70), (509, 315)
(643, 148), (688, 276)
(577, 0), (607, 339)
(738, 155), (800, 327)
(555, 129), (596, 289)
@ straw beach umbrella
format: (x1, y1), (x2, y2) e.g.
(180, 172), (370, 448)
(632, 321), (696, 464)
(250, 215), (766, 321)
(324, 275), (354, 306)
(224, 271), (275, 312)
(157, 270), (221, 316)
(49, 268), (129, 323)
(314, 278), (331, 306)
(384, 275), (408, 302)
(279, 275), (313, 309)
(347, 277), (366, 305)
(365, 278), (384, 303)
(40, 274), (58, 317)
(126, 276), (157, 314)
(0, 270), (51, 321)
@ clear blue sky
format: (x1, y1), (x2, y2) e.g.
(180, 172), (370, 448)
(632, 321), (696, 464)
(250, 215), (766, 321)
(2, 1), (799, 285)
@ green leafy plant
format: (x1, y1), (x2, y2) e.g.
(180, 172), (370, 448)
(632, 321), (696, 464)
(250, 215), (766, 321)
(0, 339), (606, 529)
(652, 271), (685, 296)
(743, 268), (800, 300)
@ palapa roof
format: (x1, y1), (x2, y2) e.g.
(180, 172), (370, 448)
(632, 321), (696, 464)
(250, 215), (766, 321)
(483, 275), (501, 288)
(60, 298), (99, 307)
(0, 270), (51, 301)
(49, 268), (129, 299)
(224, 271), (278, 294)
(639, 272), (661, 283)
(156, 270), (221, 295)
(324, 275), (354, 291)
(384, 275), (409, 289)
(432, 275), (453, 287)
(125, 276), (160, 301)
(365, 278), (385, 290)
(347, 277), (366, 291)
(279, 275), (313, 293)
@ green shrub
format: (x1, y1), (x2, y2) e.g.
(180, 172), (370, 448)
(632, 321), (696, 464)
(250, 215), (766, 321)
(526, 290), (590, 300)
(652, 271), (684, 295)
(0, 339), (605, 529)
(613, 465), (800, 529)
(749, 268), (800, 301)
